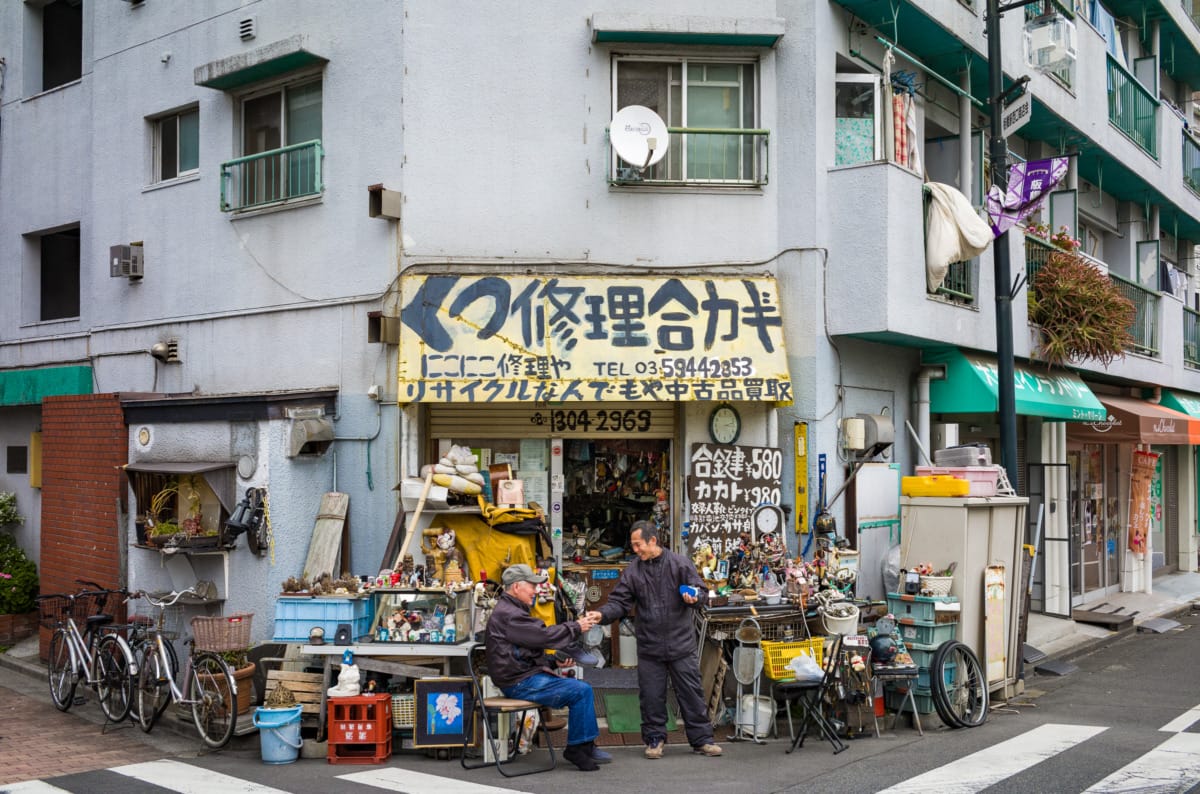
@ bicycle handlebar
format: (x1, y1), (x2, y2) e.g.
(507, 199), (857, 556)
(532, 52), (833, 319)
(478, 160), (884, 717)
(134, 588), (198, 608)
(74, 578), (104, 591)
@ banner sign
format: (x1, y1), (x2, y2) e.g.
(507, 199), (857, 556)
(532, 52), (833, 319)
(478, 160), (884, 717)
(1128, 449), (1159, 555)
(398, 275), (792, 403)
(687, 443), (783, 554)
(986, 156), (1069, 237)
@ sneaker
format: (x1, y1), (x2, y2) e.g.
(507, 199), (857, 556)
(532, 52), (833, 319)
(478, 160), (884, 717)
(693, 743), (723, 757)
(644, 741), (664, 759)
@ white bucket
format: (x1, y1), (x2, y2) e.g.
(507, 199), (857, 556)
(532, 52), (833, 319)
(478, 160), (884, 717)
(821, 604), (860, 635)
(618, 632), (638, 666)
(737, 695), (775, 739)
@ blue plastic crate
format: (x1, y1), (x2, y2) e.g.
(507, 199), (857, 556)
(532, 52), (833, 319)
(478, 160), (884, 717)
(273, 596), (372, 642)
(897, 617), (957, 648)
(884, 683), (936, 714)
(887, 592), (959, 623)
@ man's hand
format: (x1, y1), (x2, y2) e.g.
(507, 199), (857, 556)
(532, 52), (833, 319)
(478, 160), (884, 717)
(584, 610), (603, 625)
(681, 592), (698, 605)
(556, 656), (575, 668)
(577, 612), (598, 631)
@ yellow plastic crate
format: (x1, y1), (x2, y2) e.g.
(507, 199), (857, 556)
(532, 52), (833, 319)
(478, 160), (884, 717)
(761, 637), (824, 680)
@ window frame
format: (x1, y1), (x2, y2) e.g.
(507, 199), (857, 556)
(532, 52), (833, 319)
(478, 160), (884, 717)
(237, 73), (323, 159)
(834, 72), (883, 166)
(152, 105), (200, 184)
(609, 54), (764, 186)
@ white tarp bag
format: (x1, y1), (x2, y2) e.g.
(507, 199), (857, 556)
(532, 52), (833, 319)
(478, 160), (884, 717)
(924, 182), (993, 292)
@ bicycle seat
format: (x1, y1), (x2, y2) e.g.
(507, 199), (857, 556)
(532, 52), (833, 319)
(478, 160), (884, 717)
(86, 613), (113, 628)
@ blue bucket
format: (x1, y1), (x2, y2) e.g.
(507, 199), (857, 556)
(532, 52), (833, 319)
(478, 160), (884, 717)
(253, 705), (303, 764)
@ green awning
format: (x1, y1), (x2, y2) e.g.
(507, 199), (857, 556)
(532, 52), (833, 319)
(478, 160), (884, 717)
(590, 13), (785, 47)
(1158, 389), (1200, 419)
(925, 349), (1105, 422)
(194, 34), (327, 91)
(0, 366), (92, 406)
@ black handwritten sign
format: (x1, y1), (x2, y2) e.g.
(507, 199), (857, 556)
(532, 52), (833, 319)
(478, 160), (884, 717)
(687, 443), (783, 554)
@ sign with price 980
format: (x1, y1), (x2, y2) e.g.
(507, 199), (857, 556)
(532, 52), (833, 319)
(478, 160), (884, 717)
(687, 443), (783, 554)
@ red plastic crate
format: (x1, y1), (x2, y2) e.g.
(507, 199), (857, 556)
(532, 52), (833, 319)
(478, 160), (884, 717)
(328, 736), (392, 765)
(328, 694), (393, 746)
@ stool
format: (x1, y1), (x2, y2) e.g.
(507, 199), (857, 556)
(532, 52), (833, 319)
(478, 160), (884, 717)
(461, 694), (557, 777)
(873, 672), (924, 737)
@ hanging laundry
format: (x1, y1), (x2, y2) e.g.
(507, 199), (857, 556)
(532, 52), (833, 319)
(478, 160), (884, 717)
(925, 182), (993, 291)
(985, 157), (1070, 237)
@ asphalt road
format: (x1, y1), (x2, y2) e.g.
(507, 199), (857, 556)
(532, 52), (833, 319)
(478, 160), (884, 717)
(3, 607), (1199, 793)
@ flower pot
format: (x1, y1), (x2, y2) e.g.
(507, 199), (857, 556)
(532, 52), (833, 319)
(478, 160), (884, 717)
(233, 662), (257, 715)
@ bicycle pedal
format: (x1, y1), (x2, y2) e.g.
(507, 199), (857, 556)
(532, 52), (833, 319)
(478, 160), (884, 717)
(73, 696), (87, 706)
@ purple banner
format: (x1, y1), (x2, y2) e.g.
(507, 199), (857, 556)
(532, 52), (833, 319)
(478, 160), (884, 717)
(985, 156), (1069, 237)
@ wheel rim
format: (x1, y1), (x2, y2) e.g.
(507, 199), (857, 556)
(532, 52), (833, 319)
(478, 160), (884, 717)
(137, 651), (167, 732)
(96, 637), (132, 722)
(932, 641), (988, 728)
(48, 631), (76, 710)
(191, 655), (235, 748)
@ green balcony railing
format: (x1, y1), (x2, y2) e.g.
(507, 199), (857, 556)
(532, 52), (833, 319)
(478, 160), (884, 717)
(1025, 234), (1057, 284)
(220, 139), (323, 212)
(1185, 132), (1200, 195)
(1107, 55), (1158, 158)
(609, 128), (769, 185)
(1185, 306), (1200, 368)
(1110, 271), (1159, 355)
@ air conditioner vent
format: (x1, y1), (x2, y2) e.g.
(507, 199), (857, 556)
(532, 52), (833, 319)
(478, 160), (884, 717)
(109, 244), (144, 279)
(238, 16), (257, 41)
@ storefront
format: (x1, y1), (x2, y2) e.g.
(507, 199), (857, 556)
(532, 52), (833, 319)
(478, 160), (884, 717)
(397, 271), (793, 563)
(1067, 395), (1199, 599)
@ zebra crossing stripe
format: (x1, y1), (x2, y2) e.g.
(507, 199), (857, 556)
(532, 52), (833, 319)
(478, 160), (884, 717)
(110, 759), (292, 793)
(1159, 703), (1200, 733)
(877, 723), (1108, 794)
(1082, 732), (1200, 793)
(0, 781), (73, 793)
(336, 767), (532, 793)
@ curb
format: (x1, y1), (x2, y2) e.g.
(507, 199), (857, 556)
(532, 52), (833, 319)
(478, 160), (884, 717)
(1035, 602), (1197, 667)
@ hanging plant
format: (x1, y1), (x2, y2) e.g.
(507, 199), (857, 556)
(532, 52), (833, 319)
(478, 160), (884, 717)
(1028, 251), (1135, 367)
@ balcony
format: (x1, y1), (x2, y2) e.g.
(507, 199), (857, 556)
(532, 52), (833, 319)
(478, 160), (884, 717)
(1185, 306), (1200, 368)
(220, 140), (323, 212)
(608, 128), (769, 186)
(1026, 234), (1160, 357)
(1184, 131), (1200, 195)
(1107, 55), (1158, 159)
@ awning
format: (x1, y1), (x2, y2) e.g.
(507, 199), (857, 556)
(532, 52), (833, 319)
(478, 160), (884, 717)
(924, 349), (1106, 421)
(0, 365), (92, 406)
(1158, 389), (1200, 420)
(123, 461), (236, 514)
(397, 274), (793, 403)
(590, 12), (785, 47)
(1067, 396), (1200, 445)
(194, 34), (327, 91)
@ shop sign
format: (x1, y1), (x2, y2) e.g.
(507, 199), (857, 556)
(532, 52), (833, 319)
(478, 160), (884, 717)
(687, 443), (783, 554)
(1129, 450), (1158, 554)
(398, 274), (793, 403)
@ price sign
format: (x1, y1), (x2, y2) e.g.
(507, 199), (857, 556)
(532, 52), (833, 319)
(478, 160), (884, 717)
(687, 443), (783, 554)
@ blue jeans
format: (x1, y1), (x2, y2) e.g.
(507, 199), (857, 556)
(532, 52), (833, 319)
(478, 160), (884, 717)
(503, 672), (598, 746)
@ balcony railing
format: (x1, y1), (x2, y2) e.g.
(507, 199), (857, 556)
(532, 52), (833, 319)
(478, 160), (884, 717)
(1107, 55), (1158, 158)
(609, 128), (769, 186)
(220, 140), (323, 212)
(1185, 306), (1200, 368)
(1110, 271), (1160, 355)
(1185, 132), (1200, 195)
(1026, 235), (1159, 356)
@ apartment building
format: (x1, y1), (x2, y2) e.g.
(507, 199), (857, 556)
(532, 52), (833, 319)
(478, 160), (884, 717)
(0, 0), (1196, 640)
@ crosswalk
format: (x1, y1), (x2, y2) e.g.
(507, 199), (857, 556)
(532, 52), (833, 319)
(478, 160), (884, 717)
(4, 705), (1200, 794)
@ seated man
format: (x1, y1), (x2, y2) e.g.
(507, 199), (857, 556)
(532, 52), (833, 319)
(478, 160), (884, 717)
(484, 564), (610, 771)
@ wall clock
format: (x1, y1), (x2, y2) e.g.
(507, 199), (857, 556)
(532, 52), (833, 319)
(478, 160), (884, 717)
(709, 403), (741, 445)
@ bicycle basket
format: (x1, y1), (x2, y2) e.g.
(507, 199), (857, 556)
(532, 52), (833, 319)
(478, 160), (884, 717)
(72, 590), (119, 625)
(36, 595), (72, 629)
(192, 612), (253, 652)
(129, 599), (183, 640)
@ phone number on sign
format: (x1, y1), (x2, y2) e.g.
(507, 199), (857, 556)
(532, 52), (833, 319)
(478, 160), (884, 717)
(629, 357), (756, 378)
(551, 408), (653, 433)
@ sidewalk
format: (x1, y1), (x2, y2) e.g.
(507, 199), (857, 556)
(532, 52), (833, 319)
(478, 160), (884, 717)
(1025, 570), (1200, 662)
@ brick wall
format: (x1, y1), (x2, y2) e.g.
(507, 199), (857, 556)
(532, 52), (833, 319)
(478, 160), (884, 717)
(39, 393), (127, 657)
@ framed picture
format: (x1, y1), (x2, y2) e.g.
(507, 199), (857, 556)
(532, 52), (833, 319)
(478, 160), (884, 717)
(413, 677), (475, 748)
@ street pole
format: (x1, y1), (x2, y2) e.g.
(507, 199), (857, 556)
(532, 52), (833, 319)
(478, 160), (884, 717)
(987, 0), (1019, 490)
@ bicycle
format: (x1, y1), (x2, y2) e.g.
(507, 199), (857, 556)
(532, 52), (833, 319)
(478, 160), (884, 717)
(132, 589), (238, 748)
(36, 584), (138, 724)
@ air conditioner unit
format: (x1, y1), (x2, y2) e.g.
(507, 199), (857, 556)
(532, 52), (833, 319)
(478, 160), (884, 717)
(1024, 15), (1077, 72)
(109, 244), (144, 279)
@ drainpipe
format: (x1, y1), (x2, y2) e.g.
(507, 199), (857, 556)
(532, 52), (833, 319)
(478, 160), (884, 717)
(767, 405), (778, 448)
(916, 365), (946, 462)
(959, 73), (972, 201)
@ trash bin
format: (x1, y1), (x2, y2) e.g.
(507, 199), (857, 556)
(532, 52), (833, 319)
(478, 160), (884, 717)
(253, 705), (303, 764)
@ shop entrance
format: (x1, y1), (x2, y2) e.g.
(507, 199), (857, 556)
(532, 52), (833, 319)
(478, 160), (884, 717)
(1150, 446), (1178, 573)
(1068, 444), (1120, 603)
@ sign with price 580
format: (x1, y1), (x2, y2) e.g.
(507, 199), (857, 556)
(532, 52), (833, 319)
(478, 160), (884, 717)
(687, 443), (783, 554)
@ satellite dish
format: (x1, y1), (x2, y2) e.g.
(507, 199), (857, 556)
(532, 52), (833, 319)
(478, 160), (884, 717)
(610, 105), (670, 169)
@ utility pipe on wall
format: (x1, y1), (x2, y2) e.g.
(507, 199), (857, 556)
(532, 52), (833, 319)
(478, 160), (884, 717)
(915, 365), (946, 463)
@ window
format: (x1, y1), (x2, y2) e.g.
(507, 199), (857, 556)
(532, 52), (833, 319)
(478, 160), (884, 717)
(223, 77), (322, 210)
(835, 73), (882, 166)
(36, 0), (82, 92)
(7, 446), (28, 475)
(37, 227), (80, 321)
(611, 57), (764, 184)
(154, 108), (199, 182)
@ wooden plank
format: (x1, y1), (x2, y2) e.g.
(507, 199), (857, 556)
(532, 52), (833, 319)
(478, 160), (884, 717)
(302, 492), (350, 581)
(392, 471), (433, 573)
(1071, 609), (1134, 631)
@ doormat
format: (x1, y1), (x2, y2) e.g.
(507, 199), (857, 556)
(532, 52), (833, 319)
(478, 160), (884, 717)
(602, 692), (677, 734)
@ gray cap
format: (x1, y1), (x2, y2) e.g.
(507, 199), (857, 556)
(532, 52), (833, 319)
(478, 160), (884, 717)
(502, 563), (548, 587)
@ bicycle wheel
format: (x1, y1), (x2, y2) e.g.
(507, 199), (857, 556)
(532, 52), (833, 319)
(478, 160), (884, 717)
(47, 629), (77, 711)
(135, 646), (170, 732)
(95, 635), (133, 722)
(930, 640), (988, 728)
(191, 652), (237, 749)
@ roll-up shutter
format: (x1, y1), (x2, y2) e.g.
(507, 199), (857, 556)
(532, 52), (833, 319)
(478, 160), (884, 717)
(428, 402), (676, 439)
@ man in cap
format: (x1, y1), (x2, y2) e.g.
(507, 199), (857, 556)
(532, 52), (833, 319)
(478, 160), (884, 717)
(587, 521), (722, 759)
(485, 563), (610, 771)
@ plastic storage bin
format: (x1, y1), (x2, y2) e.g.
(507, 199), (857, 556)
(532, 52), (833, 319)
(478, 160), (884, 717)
(915, 466), (1000, 497)
(933, 444), (992, 467)
(901, 475), (970, 497)
(887, 593), (959, 624)
(898, 617), (957, 649)
(328, 693), (393, 765)
(274, 597), (372, 643)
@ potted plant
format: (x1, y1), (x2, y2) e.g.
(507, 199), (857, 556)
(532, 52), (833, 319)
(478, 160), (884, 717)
(1028, 250), (1136, 367)
(219, 646), (258, 715)
(0, 532), (39, 646)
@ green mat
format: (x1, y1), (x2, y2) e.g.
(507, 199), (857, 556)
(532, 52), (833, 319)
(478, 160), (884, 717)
(602, 692), (678, 734)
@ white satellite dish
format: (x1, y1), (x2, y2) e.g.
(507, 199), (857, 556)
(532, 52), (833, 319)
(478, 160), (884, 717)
(610, 105), (670, 169)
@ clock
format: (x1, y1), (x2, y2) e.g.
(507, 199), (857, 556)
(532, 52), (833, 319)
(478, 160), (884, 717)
(709, 403), (741, 445)
(751, 503), (783, 541)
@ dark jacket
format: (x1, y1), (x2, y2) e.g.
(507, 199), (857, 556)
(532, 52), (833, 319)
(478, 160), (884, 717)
(598, 549), (707, 661)
(485, 592), (583, 688)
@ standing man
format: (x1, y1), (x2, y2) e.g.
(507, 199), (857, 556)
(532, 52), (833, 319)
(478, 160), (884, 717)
(587, 521), (723, 759)
(486, 563), (611, 771)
